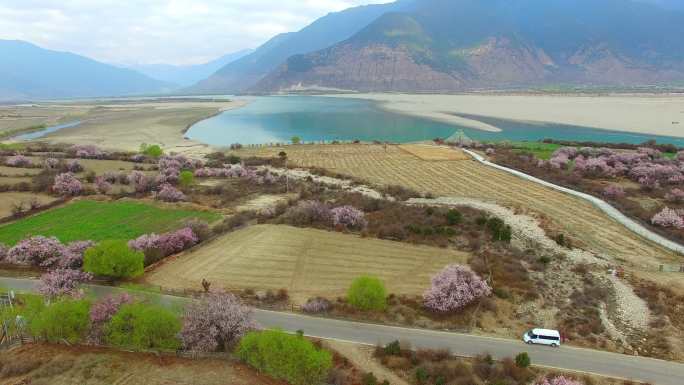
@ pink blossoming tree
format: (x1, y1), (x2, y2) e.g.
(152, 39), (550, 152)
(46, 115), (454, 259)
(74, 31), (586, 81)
(5, 155), (32, 167)
(53, 172), (83, 196)
(180, 292), (258, 352)
(88, 293), (134, 344)
(155, 183), (186, 202)
(537, 376), (584, 385)
(423, 265), (491, 313)
(128, 227), (198, 262)
(37, 268), (93, 299)
(651, 207), (684, 229)
(331, 206), (367, 229)
(602, 185), (625, 199)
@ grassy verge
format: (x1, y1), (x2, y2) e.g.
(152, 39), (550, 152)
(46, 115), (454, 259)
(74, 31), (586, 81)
(0, 199), (221, 245)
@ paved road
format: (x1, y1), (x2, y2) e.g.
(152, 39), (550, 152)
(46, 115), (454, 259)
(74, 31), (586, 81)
(2, 277), (683, 385)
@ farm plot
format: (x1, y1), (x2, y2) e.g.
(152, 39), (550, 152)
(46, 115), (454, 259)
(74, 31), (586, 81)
(235, 144), (677, 268)
(0, 199), (221, 245)
(398, 144), (470, 161)
(0, 192), (58, 218)
(145, 224), (469, 303)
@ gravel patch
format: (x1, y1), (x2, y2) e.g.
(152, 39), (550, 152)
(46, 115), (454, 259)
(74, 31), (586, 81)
(408, 196), (605, 266)
(264, 166), (386, 200)
(605, 274), (651, 331)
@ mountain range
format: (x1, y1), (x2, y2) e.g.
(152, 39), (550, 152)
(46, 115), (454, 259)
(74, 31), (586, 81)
(0, 40), (172, 100)
(4, 0), (684, 100)
(189, 0), (415, 94)
(253, 0), (684, 93)
(128, 49), (253, 87)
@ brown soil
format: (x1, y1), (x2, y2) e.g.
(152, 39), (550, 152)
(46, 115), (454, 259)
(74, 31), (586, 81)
(145, 224), (469, 304)
(0, 343), (286, 385)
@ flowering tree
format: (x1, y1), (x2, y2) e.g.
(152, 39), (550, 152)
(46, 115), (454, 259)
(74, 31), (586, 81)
(302, 297), (332, 314)
(155, 183), (186, 202)
(423, 265), (491, 313)
(88, 293), (133, 343)
(180, 292), (257, 352)
(7, 236), (68, 267)
(128, 227), (198, 262)
(537, 376), (584, 385)
(128, 171), (149, 193)
(666, 188), (684, 203)
(285, 200), (332, 225)
(331, 206), (367, 229)
(66, 159), (83, 173)
(95, 176), (112, 194)
(53, 172), (83, 196)
(43, 158), (59, 169)
(6, 236), (93, 269)
(37, 268), (93, 299)
(5, 155), (32, 167)
(602, 185), (625, 199)
(651, 207), (684, 229)
(71, 144), (105, 159)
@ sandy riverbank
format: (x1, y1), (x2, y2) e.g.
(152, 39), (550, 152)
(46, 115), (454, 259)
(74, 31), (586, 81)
(21, 99), (247, 157)
(334, 93), (684, 138)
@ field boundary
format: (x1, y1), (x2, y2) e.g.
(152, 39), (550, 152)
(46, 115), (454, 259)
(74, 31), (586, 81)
(462, 148), (684, 256)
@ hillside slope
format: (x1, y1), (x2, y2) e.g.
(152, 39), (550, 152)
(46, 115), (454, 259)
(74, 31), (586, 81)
(254, 0), (684, 92)
(0, 40), (172, 100)
(129, 49), (253, 86)
(190, 0), (415, 93)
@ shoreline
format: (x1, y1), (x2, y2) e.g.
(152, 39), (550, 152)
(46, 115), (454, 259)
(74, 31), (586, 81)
(330, 93), (684, 139)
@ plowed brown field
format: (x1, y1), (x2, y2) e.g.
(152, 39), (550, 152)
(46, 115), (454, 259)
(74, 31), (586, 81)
(237, 144), (680, 268)
(145, 224), (469, 303)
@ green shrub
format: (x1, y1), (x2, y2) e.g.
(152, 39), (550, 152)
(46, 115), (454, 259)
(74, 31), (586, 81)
(515, 352), (531, 368)
(106, 303), (181, 351)
(347, 276), (387, 311)
(384, 340), (402, 356)
(415, 367), (429, 384)
(83, 240), (144, 279)
(28, 298), (91, 343)
(179, 171), (194, 187)
(362, 372), (378, 385)
(291, 136), (302, 145)
(486, 217), (512, 242)
(446, 209), (462, 225)
(140, 143), (163, 158)
(236, 329), (332, 385)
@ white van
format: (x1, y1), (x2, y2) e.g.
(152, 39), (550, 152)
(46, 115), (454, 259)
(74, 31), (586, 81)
(523, 328), (561, 347)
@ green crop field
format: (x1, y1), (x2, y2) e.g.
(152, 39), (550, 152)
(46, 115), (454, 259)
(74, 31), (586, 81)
(0, 200), (221, 245)
(507, 142), (562, 160)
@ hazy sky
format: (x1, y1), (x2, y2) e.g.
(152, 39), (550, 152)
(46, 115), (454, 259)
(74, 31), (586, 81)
(0, 0), (392, 66)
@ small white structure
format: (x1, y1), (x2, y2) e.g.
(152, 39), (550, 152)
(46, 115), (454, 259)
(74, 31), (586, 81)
(523, 328), (561, 347)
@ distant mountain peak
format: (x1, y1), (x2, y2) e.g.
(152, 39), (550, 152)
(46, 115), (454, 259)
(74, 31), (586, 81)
(252, 0), (684, 93)
(0, 39), (172, 100)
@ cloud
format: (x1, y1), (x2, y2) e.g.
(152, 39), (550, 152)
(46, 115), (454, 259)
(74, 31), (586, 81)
(0, 0), (392, 65)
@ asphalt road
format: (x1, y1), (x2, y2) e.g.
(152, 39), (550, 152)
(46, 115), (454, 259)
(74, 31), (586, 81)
(2, 277), (683, 385)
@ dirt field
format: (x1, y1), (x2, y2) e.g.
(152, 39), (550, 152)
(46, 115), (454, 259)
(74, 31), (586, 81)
(145, 224), (469, 303)
(0, 104), (91, 137)
(398, 144), (469, 161)
(235, 144), (680, 270)
(27, 100), (247, 157)
(0, 192), (57, 218)
(0, 343), (285, 385)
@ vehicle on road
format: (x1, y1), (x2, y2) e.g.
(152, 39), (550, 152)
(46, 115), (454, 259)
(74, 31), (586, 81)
(523, 328), (561, 347)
